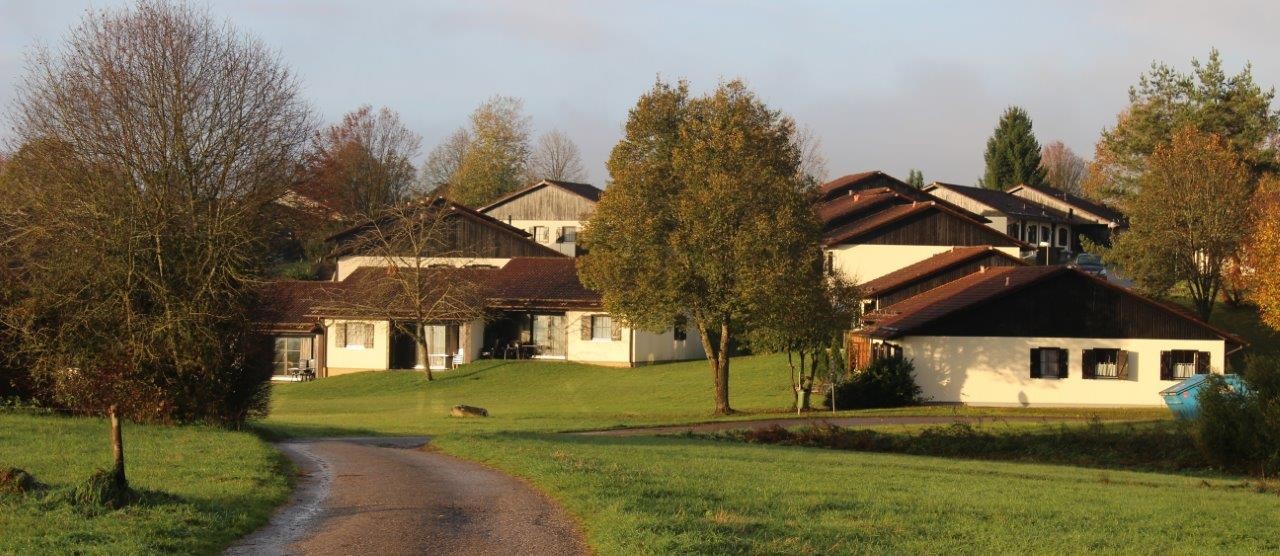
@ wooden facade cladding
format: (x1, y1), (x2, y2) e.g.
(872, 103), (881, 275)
(856, 209), (1022, 247)
(449, 213), (564, 258)
(482, 185), (596, 221)
(875, 253), (1023, 308)
(911, 272), (1223, 340)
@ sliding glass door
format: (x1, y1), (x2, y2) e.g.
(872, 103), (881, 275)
(531, 314), (565, 357)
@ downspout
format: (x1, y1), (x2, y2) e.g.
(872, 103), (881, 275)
(629, 325), (636, 368)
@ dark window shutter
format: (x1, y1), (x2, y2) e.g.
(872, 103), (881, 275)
(1196, 351), (1210, 375)
(582, 316), (592, 341)
(1160, 351), (1172, 380)
(1057, 348), (1068, 379)
(1029, 348), (1042, 378)
(611, 318), (622, 341)
(364, 324), (374, 349)
(335, 323), (347, 347)
(1117, 350), (1130, 380)
(1082, 349), (1096, 379)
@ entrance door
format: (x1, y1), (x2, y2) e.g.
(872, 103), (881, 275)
(389, 323), (417, 370)
(531, 314), (565, 357)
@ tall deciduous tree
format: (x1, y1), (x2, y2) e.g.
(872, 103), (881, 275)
(982, 106), (1046, 190)
(440, 96), (531, 207)
(1102, 128), (1253, 320)
(0, 0), (310, 494)
(580, 79), (822, 415)
(1248, 175), (1280, 329)
(527, 129), (587, 183)
(421, 127), (472, 193)
(1088, 50), (1280, 206)
(1040, 141), (1087, 195)
(304, 105), (422, 216)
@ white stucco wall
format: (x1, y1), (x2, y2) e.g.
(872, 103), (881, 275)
(829, 244), (1022, 283)
(494, 219), (582, 256)
(632, 326), (707, 365)
(565, 310), (632, 366)
(895, 335), (1227, 406)
(333, 256), (513, 281)
(323, 319), (390, 375)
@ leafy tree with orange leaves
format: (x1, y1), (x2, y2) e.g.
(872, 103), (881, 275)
(1102, 127), (1254, 320)
(1249, 175), (1280, 329)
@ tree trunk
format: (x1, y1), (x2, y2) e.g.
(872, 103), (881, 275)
(416, 324), (434, 381)
(714, 320), (732, 415)
(109, 404), (127, 490)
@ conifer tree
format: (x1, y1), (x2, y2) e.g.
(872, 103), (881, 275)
(982, 106), (1045, 190)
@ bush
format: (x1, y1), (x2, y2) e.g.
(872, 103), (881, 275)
(70, 469), (133, 510)
(1194, 356), (1280, 475)
(825, 355), (923, 409)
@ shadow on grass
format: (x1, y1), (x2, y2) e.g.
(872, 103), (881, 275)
(248, 421), (387, 441)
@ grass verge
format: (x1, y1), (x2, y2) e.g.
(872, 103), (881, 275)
(0, 411), (290, 554)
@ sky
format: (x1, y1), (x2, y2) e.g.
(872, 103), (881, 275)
(2, 0), (1279, 186)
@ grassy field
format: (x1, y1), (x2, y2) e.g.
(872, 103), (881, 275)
(260, 354), (1280, 554)
(434, 432), (1280, 554)
(260, 354), (1167, 437)
(0, 412), (290, 555)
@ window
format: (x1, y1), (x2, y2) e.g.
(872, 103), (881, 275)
(335, 322), (375, 349)
(1162, 350), (1208, 380)
(590, 315), (613, 341)
(559, 226), (578, 243)
(531, 226), (549, 243)
(673, 315), (688, 341)
(1030, 347), (1068, 379)
(1083, 348), (1127, 379)
(273, 336), (313, 373)
(1057, 227), (1069, 247)
(1007, 222), (1021, 238)
(1040, 225), (1051, 244)
(1027, 225), (1038, 244)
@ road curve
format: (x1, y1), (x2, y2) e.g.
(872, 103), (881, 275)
(227, 437), (587, 556)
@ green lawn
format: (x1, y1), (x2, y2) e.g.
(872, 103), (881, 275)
(260, 354), (1166, 437)
(258, 354), (1280, 554)
(434, 432), (1280, 554)
(0, 412), (290, 555)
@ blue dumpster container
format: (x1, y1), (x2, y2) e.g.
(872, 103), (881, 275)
(1159, 374), (1249, 420)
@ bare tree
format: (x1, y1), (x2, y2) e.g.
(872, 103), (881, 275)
(1040, 140), (1088, 194)
(795, 124), (828, 186)
(527, 129), (587, 182)
(0, 0), (311, 496)
(316, 197), (488, 381)
(421, 127), (472, 193)
(304, 105), (421, 216)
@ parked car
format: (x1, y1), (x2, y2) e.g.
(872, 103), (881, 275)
(1070, 253), (1107, 278)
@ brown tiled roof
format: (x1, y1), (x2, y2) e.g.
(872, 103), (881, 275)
(817, 171), (989, 223)
(478, 179), (603, 212)
(859, 246), (1028, 298)
(927, 182), (1088, 223)
(862, 266), (1242, 343)
(815, 188), (905, 224)
(253, 280), (349, 332)
(486, 257), (601, 309)
(256, 257), (602, 326)
(821, 201), (1029, 249)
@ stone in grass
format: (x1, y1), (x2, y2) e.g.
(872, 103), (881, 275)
(450, 404), (489, 418)
(0, 467), (42, 497)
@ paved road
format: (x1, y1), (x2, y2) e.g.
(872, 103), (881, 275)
(227, 437), (586, 556)
(576, 414), (1085, 437)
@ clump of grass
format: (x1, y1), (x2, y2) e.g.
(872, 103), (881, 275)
(718, 420), (1213, 474)
(70, 469), (134, 510)
(0, 467), (43, 497)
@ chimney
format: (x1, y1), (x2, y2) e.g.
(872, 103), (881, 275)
(1004, 276), (1011, 286)
(980, 265), (987, 273)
